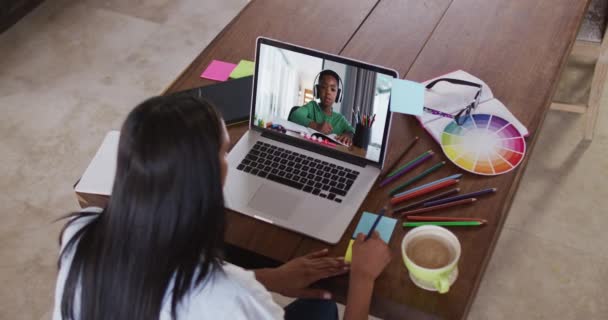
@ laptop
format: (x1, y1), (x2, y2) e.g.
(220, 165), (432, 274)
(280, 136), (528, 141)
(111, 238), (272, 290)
(224, 37), (398, 244)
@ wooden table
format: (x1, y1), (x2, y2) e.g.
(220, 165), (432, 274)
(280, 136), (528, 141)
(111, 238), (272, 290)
(77, 0), (590, 319)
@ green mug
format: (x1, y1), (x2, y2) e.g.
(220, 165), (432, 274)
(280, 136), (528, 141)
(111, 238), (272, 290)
(401, 225), (461, 294)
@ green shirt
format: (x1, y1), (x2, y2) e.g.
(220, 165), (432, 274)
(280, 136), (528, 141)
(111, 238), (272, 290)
(288, 101), (355, 135)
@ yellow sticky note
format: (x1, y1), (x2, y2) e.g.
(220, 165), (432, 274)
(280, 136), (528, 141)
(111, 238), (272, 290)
(229, 60), (254, 79)
(344, 239), (355, 263)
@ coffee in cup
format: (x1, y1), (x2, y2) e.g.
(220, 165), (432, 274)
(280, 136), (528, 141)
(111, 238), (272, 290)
(406, 235), (454, 269)
(401, 226), (461, 293)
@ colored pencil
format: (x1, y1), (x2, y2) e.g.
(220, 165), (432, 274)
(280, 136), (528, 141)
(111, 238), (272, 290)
(390, 179), (459, 206)
(405, 216), (487, 223)
(380, 136), (419, 178)
(399, 198), (477, 216)
(423, 188), (497, 207)
(403, 221), (485, 227)
(387, 150), (432, 177)
(365, 208), (386, 240)
(392, 188), (460, 214)
(388, 161), (446, 195)
(379, 151), (434, 187)
(392, 174), (463, 198)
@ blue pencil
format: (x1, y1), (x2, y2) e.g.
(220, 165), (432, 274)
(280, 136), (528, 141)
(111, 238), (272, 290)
(365, 208), (386, 240)
(423, 187), (497, 207)
(392, 174), (463, 198)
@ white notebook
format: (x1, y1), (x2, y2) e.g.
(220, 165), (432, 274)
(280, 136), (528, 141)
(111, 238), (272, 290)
(416, 70), (529, 143)
(271, 118), (349, 146)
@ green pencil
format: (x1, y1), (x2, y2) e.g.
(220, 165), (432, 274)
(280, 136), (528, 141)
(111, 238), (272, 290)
(389, 161), (445, 195)
(403, 221), (484, 227)
(387, 150), (432, 177)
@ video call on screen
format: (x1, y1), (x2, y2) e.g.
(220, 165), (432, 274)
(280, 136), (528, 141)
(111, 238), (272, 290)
(254, 44), (393, 163)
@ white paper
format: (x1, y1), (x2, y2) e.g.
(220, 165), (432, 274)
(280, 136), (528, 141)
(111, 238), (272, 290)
(74, 131), (119, 195)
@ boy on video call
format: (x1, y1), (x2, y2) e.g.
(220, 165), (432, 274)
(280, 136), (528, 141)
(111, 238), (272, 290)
(289, 70), (355, 145)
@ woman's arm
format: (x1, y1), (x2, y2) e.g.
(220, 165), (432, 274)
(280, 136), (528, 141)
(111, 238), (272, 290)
(344, 232), (392, 320)
(254, 249), (348, 299)
(344, 274), (375, 320)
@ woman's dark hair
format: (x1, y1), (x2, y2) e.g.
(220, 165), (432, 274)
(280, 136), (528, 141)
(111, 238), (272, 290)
(58, 95), (227, 320)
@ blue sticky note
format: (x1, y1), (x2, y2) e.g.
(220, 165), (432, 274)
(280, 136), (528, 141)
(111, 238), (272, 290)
(390, 78), (424, 116)
(352, 211), (397, 243)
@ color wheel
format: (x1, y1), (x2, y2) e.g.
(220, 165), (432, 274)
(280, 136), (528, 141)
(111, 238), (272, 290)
(441, 114), (526, 175)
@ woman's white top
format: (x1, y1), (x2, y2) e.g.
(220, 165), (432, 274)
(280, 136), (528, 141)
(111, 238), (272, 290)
(52, 207), (284, 320)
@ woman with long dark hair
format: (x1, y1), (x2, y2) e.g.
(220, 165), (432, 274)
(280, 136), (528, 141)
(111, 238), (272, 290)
(53, 95), (391, 320)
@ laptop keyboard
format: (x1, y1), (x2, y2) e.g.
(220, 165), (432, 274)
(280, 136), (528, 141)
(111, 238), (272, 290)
(236, 141), (359, 203)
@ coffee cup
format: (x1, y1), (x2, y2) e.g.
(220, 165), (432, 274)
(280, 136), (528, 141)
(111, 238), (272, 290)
(401, 225), (461, 293)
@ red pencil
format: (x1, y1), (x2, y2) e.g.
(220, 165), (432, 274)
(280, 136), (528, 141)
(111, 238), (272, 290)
(390, 179), (459, 206)
(406, 216), (487, 223)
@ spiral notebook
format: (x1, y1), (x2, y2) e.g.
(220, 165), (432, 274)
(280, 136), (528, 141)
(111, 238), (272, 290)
(416, 70), (529, 143)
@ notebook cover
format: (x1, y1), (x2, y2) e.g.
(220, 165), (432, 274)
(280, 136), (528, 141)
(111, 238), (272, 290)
(169, 76), (252, 126)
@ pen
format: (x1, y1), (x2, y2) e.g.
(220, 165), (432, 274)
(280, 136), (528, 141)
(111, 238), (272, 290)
(365, 208), (386, 240)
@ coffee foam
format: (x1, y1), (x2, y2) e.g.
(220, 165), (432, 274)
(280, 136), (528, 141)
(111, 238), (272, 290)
(405, 235), (455, 269)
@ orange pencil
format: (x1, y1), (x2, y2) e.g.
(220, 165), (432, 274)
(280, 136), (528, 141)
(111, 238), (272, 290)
(390, 179), (459, 206)
(399, 198), (476, 216)
(405, 216), (486, 222)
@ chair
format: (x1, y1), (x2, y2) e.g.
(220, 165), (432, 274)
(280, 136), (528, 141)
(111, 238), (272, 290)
(551, 0), (607, 140)
(288, 106), (300, 121)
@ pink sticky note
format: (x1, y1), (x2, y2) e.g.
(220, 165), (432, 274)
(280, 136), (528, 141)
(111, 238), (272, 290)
(200, 60), (237, 81)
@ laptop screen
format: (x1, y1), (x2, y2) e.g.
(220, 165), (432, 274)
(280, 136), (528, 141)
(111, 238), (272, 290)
(252, 38), (397, 165)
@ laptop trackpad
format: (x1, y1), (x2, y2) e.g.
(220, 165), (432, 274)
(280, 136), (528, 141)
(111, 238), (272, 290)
(248, 184), (299, 220)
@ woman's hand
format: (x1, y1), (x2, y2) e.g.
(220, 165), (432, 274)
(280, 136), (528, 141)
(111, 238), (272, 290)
(255, 248), (348, 299)
(350, 232), (392, 282)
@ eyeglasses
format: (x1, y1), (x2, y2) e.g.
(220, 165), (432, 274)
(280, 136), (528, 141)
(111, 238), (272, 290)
(423, 78), (482, 126)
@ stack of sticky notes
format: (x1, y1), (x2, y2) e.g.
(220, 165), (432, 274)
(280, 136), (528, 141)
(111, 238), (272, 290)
(390, 78), (425, 116)
(200, 59), (255, 82)
(344, 211), (398, 263)
(200, 60), (237, 81)
(229, 59), (254, 79)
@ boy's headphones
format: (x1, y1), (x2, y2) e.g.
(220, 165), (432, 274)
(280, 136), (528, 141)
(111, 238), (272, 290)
(313, 70), (343, 103)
